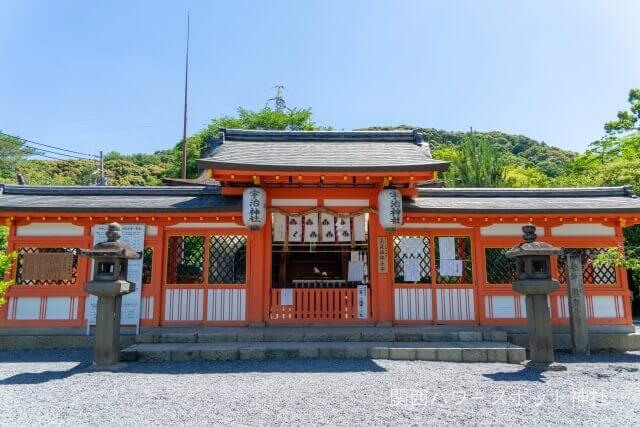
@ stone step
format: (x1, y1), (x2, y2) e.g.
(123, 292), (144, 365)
(136, 330), (508, 345)
(122, 341), (525, 364)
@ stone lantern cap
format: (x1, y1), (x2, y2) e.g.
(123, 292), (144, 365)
(506, 224), (562, 258)
(79, 222), (140, 260)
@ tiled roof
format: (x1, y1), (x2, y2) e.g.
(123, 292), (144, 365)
(1, 184), (638, 214)
(406, 186), (640, 213)
(197, 129), (450, 172)
(0, 185), (241, 212)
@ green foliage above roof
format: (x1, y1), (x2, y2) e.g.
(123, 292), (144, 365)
(362, 126), (576, 177)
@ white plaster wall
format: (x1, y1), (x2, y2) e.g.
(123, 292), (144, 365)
(164, 289), (203, 321)
(485, 295), (527, 319)
(485, 295), (516, 318)
(45, 297), (72, 320)
(323, 199), (369, 207)
(591, 295), (623, 318)
(166, 222), (244, 229)
(271, 198), (317, 207)
(13, 297), (40, 320)
(16, 223), (84, 236)
(207, 289), (246, 321)
(145, 225), (158, 236)
(394, 288), (432, 321)
(480, 224), (545, 236)
(436, 289), (475, 321)
(551, 224), (615, 237)
(401, 223), (469, 229)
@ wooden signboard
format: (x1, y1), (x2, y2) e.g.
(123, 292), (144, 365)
(377, 237), (389, 274)
(22, 253), (73, 281)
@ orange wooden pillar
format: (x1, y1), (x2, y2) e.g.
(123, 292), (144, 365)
(247, 225), (267, 325)
(369, 213), (393, 325)
(472, 226), (486, 325)
(616, 220), (634, 324)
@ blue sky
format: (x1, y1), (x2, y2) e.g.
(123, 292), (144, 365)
(1, 0), (639, 156)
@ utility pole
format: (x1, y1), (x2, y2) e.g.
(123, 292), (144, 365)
(180, 12), (190, 179)
(99, 150), (105, 186)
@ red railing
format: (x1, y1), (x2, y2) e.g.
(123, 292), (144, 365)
(269, 288), (370, 323)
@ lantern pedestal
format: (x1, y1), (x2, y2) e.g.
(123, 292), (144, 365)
(85, 281), (134, 367)
(79, 222), (140, 368)
(507, 224), (566, 371)
(514, 281), (557, 364)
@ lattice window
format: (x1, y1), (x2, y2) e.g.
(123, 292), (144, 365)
(485, 248), (517, 284)
(15, 247), (79, 285)
(557, 248), (617, 285)
(393, 236), (431, 284)
(142, 247), (153, 285)
(435, 236), (473, 284)
(166, 236), (205, 284)
(209, 235), (247, 284)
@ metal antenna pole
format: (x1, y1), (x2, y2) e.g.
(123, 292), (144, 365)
(180, 12), (190, 179)
(99, 150), (104, 186)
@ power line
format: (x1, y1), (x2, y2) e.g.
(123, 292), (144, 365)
(28, 152), (75, 161)
(0, 131), (99, 158)
(23, 144), (96, 161)
(1, 131), (105, 185)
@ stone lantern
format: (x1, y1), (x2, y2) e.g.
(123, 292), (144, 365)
(507, 224), (565, 369)
(80, 222), (140, 367)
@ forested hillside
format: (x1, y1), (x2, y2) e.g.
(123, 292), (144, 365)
(363, 126), (576, 178)
(2, 123), (576, 187)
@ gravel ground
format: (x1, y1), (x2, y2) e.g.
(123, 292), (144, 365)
(1, 350), (639, 426)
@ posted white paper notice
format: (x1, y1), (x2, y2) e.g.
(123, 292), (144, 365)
(281, 288), (293, 305)
(403, 258), (421, 282)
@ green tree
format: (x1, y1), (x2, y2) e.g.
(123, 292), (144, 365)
(588, 135), (621, 164)
(505, 165), (550, 187)
(443, 133), (508, 187)
(0, 133), (33, 181)
(0, 226), (7, 252)
(0, 249), (17, 307)
(364, 126), (576, 177)
(604, 88), (640, 134)
(173, 106), (321, 178)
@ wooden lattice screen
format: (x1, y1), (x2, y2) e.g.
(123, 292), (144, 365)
(485, 248), (518, 285)
(557, 248), (617, 285)
(393, 236), (431, 284)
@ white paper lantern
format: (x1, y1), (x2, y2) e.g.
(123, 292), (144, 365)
(378, 189), (403, 231)
(242, 187), (267, 230)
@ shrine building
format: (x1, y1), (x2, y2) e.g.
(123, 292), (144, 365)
(1, 129), (639, 330)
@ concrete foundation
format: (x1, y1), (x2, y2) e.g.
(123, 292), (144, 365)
(1, 325), (638, 352)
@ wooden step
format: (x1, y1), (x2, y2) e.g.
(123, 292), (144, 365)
(122, 341), (525, 364)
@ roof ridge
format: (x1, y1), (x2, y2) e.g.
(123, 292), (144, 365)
(222, 128), (418, 134)
(417, 186), (634, 198)
(220, 128), (421, 143)
(0, 184), (221, 197)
